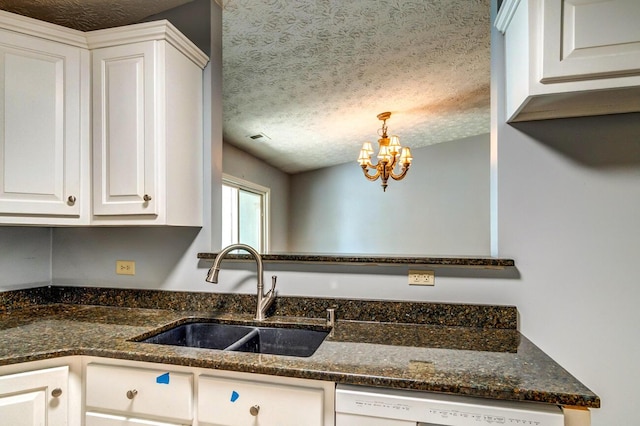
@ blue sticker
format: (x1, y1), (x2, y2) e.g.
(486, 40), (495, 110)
(230, 390), (239, 402)
(156, 372), (170, 384)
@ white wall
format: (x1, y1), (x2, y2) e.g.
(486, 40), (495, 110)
(223, 142), (290, 252)
(0, 227), (51, 290)
(289, 134), (490, 255)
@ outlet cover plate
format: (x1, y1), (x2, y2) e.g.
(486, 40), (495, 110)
(116, 260), (135, 275)
(408, 270), (435, 286)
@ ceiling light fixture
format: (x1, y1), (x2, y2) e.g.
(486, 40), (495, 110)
(357, 112), (413, 192)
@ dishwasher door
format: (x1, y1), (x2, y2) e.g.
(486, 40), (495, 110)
(335, 384), (565, 426)
(336, 413), (418, 425)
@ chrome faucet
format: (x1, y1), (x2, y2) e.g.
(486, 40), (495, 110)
(205, 243), (277, 321)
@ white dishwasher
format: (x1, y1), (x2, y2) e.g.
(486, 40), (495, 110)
(335, 384), (565, 426)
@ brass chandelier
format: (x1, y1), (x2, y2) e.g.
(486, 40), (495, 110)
(357, 112), (413, 191)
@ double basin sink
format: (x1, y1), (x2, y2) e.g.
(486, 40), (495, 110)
(138, 321), (330, 357)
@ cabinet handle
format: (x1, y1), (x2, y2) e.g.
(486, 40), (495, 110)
(51, 388), (63, 398)
(126, 389), (138, 400)
(249, 405), (260, 416)
(67, 195), (76, 205)
(143, 194), (152, 202)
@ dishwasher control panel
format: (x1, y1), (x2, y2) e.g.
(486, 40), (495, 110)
(336, 385), (565, 426)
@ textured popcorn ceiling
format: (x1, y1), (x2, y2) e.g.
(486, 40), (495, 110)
(0, 0), (193, 31)
(0, 0), (491, 175)
(224, 0), (491, 173)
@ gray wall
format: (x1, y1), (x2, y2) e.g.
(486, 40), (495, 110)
(489, 4), (640, 423)
(289, 134), (490, 255)
(0, 227), (51, 290)
(223, 143), (290, 253)
(141, 0), (211, 56)
(496, 113), (640, 426)
(498, 114), (640, 425)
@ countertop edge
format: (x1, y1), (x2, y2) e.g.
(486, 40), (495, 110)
(197, 252), (516, 268)
(0, 346), (600, 408)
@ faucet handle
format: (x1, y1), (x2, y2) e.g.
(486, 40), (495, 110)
(270, 275), (277, 292)
(326, 308), (336, 327)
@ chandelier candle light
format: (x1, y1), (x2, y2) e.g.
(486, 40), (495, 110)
(357, 112), (413, 191)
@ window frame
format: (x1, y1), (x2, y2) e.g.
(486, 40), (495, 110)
(221, 173), (270, 253)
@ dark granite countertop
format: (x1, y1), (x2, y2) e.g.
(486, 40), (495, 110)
(0, 287), (599, 409)
(197, 252), (516, 268)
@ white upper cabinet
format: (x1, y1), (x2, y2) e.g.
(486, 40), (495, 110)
(0, 11), (208, 226)
(88, 22), (208, 225)
(496, 0), (640, 122)
(0, 11), (90, 224)
(90, 41), (158, 218)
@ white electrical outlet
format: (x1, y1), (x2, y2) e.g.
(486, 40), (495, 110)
(116, 260), (135, 275)
(408, 270), (435, 286)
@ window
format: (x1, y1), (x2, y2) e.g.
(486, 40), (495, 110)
(221, 175), (269, 252)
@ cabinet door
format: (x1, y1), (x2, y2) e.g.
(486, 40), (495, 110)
(541, 0), (640, 82)
(85, 363), (193, 424)
(0, 29), (82, 217)
(92, 41), (157, 216)
(0, 366), (68, 426)
(198, 375), (325, 426)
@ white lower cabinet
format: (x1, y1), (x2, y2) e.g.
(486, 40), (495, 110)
(198, 375), (327, 426)
(85, 363), (193, 425)
(83, 358), (335, 426)
(0, 365), (69, 425)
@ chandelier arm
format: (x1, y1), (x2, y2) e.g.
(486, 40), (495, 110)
(390, 164), (411, 181)
(382, 157), (399, 180)
(361, 165), (382, 181)
(388, 155), (399, 170)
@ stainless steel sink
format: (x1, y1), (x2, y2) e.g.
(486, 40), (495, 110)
(139, 322), (329, 357)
